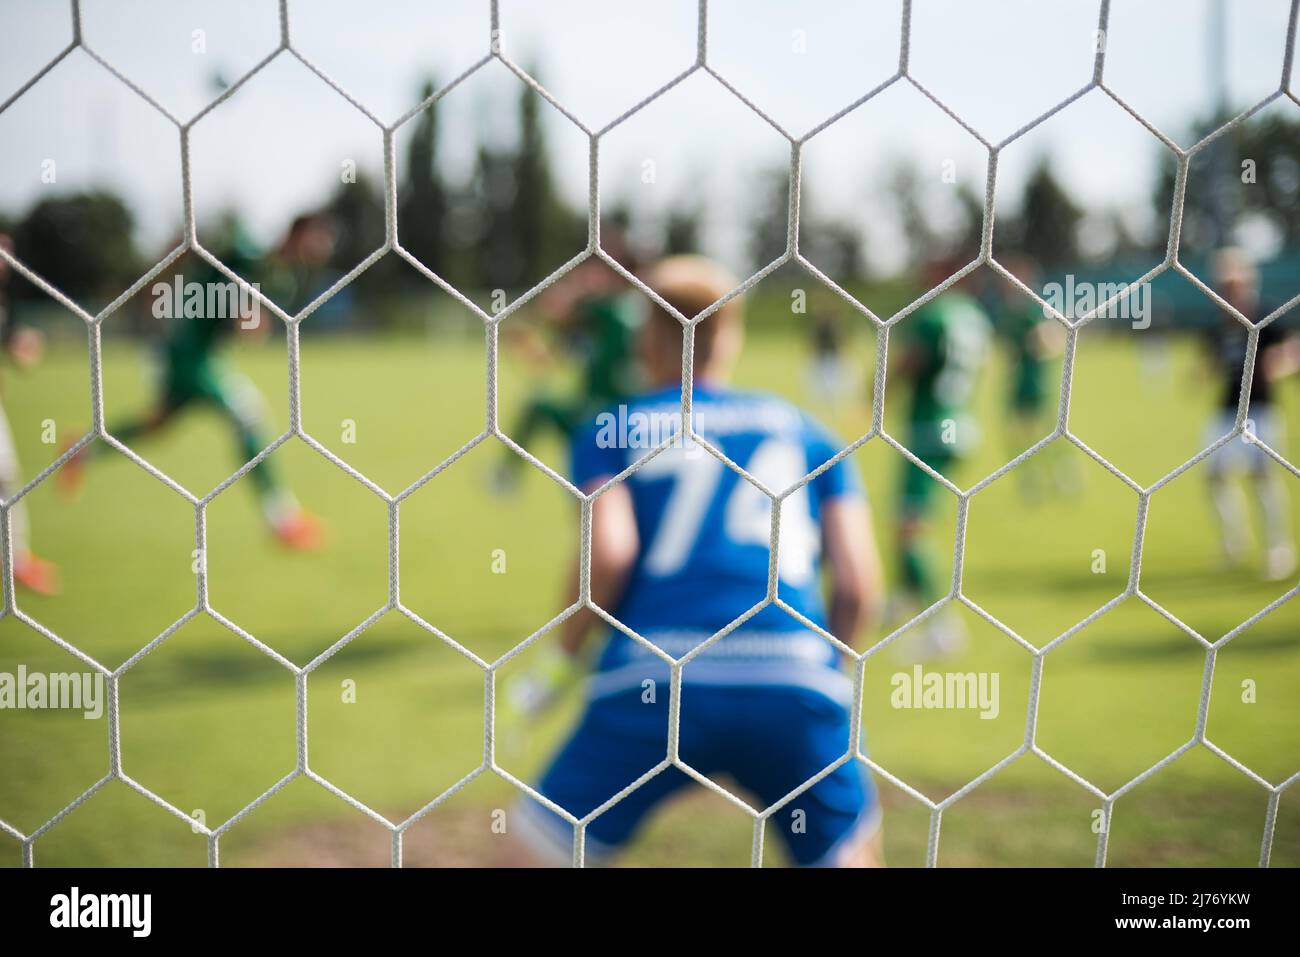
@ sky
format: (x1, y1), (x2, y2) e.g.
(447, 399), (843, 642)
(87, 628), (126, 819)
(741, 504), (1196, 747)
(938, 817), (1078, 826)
(0, 0), (1295, 276)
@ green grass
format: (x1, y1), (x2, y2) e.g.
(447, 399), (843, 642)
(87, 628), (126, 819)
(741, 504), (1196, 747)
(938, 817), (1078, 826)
(1, 318), (1298, 867)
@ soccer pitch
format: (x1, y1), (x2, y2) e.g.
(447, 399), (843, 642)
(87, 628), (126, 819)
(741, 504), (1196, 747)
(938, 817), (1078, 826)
(2, 319), (1297, 867)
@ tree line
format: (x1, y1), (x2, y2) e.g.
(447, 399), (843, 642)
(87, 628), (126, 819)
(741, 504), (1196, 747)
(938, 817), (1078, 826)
(3, 82), (1299, 313)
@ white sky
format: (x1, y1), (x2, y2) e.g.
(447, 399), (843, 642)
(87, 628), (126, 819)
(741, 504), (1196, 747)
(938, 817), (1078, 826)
(0, 0), (1295, 275)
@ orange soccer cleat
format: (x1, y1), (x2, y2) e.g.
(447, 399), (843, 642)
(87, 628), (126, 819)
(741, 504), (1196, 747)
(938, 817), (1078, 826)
(272, 509), (326, 552)
(12, 551), (61, 596)
(55, 441), (88, 500)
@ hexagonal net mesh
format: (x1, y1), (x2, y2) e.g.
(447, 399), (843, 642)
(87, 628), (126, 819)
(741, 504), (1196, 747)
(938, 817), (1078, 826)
(1, 0), (1298, 868)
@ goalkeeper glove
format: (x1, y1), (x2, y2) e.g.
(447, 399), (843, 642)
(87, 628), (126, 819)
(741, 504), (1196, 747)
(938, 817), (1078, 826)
(505, 645), (583, 718)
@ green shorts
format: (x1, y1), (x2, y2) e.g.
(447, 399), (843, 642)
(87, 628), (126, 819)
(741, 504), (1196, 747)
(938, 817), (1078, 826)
(163, 360), (263, 428)
(521, 393), (588, 442)
(1011, 376), (1048, 416)
(900, 449), (956, 515)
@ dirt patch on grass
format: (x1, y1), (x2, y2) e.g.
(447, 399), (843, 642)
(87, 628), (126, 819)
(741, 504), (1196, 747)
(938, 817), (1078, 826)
(226, 780), (1295, 868)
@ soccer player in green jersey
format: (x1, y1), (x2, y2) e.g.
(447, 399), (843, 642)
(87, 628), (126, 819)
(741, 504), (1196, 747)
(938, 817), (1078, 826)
(59, 223), (323, 549)
(495, 231), (642, 490)
(992, 255), (1068, 501)
(890, 262), (992, 657)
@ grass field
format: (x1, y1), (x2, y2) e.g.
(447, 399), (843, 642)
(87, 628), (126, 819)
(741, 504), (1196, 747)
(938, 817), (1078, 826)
(2, 308), (1298, 867)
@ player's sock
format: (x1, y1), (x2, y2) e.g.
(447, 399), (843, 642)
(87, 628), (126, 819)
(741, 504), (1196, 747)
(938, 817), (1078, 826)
(1266, 543), (1298, 582)
(1256, 472), (1291, 550)
(262, 491), (324, 550)
(898, 523), (965, 662)
(881, 593), (919, 627)
(273, 510), (325, 551)
(261, 489), (299, 528)
(1209, 474), (1248, 567)
(55, 439), (90, 498)
(1256, 472), (1295, 581)
(0, 416), (30, 547)
(897, 607), (966, 662)
(1014, 454), (1044, 503)
(209, 387), (324, 550)
(225, 407), (316, 547)
(899, 541), (938, 605)
(1052, 443), (1083, 497)
(0, 418), (60, 595)
(920, 611), (967, 660)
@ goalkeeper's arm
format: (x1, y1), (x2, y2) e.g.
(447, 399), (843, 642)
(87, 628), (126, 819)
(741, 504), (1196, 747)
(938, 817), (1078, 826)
(559, 481), (639, 655)
(508, 482), (638, 717)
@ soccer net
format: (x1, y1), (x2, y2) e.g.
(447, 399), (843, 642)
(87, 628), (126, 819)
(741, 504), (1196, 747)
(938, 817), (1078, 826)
(2, 0), (1298, 868)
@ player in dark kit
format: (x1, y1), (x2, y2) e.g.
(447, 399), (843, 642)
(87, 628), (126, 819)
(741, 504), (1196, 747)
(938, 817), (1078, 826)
(1201, 248), (1299, 581)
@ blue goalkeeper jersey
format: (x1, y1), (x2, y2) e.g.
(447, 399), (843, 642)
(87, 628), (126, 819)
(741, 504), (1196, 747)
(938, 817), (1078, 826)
(570, 383), (863, 700)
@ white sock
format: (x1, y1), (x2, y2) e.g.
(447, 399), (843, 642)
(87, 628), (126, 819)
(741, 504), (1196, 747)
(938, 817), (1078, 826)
(1209, 473), (1248, 562)
(1254, 471), (1293, 553)
(261, 490), (300, 528)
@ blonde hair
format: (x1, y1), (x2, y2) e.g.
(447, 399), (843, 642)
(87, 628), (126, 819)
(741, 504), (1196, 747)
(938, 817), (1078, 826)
(641, 255), (742, 368)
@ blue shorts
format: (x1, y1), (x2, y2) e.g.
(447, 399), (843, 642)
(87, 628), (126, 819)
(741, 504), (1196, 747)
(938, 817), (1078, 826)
(515, 683), (879, 866)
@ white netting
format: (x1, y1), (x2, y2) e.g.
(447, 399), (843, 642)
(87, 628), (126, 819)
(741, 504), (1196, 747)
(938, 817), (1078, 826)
(2, 0), (1299, 868)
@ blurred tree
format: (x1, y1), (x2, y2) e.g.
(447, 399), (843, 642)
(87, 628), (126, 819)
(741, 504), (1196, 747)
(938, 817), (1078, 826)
(10, 192), (140, 304)
(749, 167), (865, 283)
(1100, 208), (1147, 262)
(806, 221), (864, 284)
(399, 77), (449, 277)
(465, 67), (585, 297)
(886, 161), (982, 272)
(514, 73), (551, 284)
(325, 171), (385, 278)
(747, 166), (790, 273)
(1159, 108), (1300, 254)
(1004, 157), (1082, 269)
(602, 201), (632, 236)
(954, 181), (986, 255)
(890, 161), (939, 267)
(664, 203), (702, 256)
(472, 142), (524, 292)
(803, 170), (865, 284)
(507, 67), (586, 290)
(1240, 114), (1300, 244)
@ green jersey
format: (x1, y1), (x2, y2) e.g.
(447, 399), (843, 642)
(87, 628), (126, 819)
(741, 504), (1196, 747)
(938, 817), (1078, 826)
(997, 300), (1050, 412)
(162, 230), (263, 386)
(902, 290), (990, 456)
(574, 291), (641, 407)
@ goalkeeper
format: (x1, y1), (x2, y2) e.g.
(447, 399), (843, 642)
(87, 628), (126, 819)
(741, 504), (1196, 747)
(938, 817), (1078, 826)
(507, 256), (885, 867)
